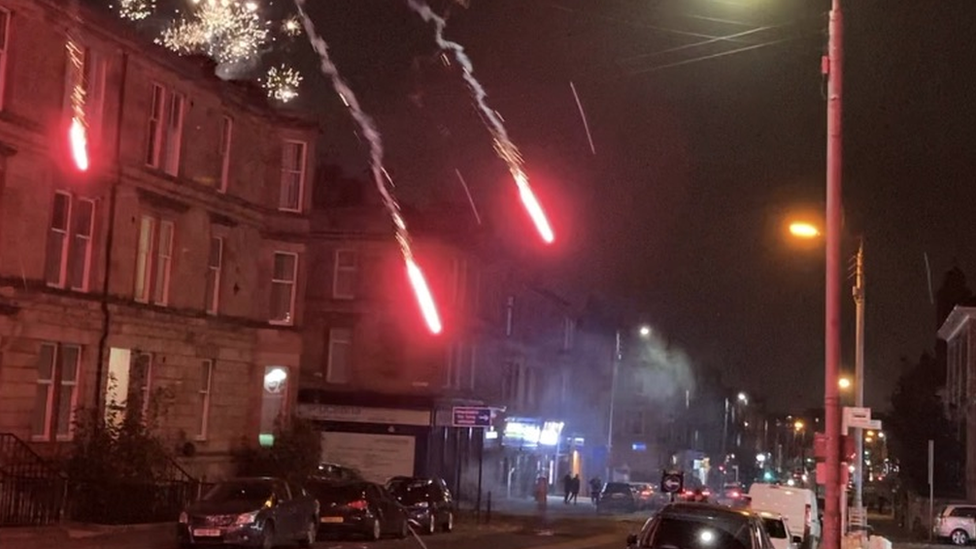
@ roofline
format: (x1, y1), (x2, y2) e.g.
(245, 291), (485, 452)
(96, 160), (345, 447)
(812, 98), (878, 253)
(938, 306), (976, 341)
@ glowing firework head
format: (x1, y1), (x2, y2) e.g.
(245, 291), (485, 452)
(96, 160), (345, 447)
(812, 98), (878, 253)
(513, 170), (554, 244)
(281, 15), (303, 37)
(405, 257), (442, 334)
(117, 0), (157, 21)
(263, 64), (302, 103)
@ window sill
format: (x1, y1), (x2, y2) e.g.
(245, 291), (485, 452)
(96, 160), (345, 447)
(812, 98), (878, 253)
(277, 207), (303, 214)
(269, 320), (294, 327)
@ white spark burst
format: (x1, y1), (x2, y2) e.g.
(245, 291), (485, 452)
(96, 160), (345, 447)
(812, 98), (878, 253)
(116, 0), (156, 21)
(157, 0), (270, 65)
(263, 64), (302, 102)
(281, 15), (303, 37)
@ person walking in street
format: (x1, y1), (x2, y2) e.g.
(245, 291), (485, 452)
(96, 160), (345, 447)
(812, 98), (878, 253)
(562, 473), (572, 504)
(589, 477), (602, 504)
(570, 474), (581, 504)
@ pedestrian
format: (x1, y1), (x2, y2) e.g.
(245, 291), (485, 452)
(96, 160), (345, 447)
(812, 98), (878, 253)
(570, 474), (581, 504)
(590, 477), (602, 504)
(562, 473), (572, 504)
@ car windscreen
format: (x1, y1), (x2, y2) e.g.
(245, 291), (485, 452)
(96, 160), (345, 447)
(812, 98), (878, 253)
(762, 517), (788, 539)
(604, 483), (632, 494)
(202, 481), (273, 502)
(650, 516), (752, 549)
(389, 482), (432, 505)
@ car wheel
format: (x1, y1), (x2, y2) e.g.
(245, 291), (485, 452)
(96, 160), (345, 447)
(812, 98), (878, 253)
(261, 521), (275, 549)
(442, 511), (453, 533)
(368, 518), (382, 541)
(951, 529), (970, 546)
(298, 518), (317, 547)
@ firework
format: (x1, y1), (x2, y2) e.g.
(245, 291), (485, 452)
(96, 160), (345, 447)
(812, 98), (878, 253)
(66, 38), (89, 172)
(281, 15), (302, 37)
(407, 0), (555, 244)
(295, 0), (443, 335)
(158, 0), (270, 65)
(116, 0), (156, 21)
(263, 64), (302, 102)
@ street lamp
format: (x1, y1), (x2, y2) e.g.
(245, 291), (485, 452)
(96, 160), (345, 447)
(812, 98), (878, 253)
(838, 377), (852, 390)
(789, 221), (821, 239)
(607, 323), (653, 480)
(639, 325), (651, 338)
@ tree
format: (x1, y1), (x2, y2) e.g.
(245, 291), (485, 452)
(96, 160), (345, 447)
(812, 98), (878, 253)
(888, 352), (964, 497)
(234, 415), (321, 483)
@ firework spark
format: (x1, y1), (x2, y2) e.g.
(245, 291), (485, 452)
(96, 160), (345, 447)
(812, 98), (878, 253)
(407, 0), (555, 244)
(263, 64), (302, 102)
(116, 0), (156, 21)
(281, 15), (303, 37)
(158, 0), (270, 65)
(65, 36), (89, 171)
(294, 0), (443, 335)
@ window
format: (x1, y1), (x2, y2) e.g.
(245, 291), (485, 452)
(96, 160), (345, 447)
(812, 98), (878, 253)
(205, 236), (223, 314)
(163, 92), (185, 176)
(46, 192), (95, 291)
(270, 252), (297, 324)
(0, 9), (10, 111)
(31, 343), (81, 441)
(326, 328), (352, 383)
(218, 116), (232, 192)
(562, 317), (575, 351)
(146, 84), (165, 167)
(63, 44), (106, 145)
(332, 249), (357, 299)
(197, 360), (213, 440)
(104, 348), (153, 423)
(134, 215), (174, 305)
(279, 140), (306, 211)
(505, 295), (515, 337)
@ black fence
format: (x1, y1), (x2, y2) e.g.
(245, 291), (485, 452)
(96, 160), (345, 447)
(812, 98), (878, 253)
(0, 433), (66, 527)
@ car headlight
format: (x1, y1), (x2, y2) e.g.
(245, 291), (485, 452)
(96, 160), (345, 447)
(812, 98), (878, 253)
(413, 501), (429, 508)
(178, 512), (188, 524)
(236, 511), (259, 525)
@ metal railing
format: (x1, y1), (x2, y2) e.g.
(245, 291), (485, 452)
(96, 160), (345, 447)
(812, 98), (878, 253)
(0, 433), (66, 527)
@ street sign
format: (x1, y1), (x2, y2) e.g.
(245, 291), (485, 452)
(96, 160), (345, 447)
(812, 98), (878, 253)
(452, 406), (492, 428)
(660, 471), (684, 494)
(843, 407), (877, 432)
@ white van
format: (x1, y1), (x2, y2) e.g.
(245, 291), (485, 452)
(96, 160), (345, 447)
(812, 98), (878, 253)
(748, 484), (821, 549)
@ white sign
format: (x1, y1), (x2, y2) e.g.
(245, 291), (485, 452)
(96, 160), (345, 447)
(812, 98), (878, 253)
(320, 431), (416, 484)
(298, 404), (431, 427)
(843, 407), (878, 432)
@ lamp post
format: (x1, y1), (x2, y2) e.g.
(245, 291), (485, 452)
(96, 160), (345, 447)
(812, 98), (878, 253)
(607, 325), (651, 481)
(852, 239), (865, 520)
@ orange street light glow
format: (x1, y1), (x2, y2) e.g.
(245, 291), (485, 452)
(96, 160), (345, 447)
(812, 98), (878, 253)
(406, 257), (442, 335)
(789, 221), (820, 239)
(839, 377), (852, 390)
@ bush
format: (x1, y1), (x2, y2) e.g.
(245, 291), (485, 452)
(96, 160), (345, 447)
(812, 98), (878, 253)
(234, 415), (321, 483)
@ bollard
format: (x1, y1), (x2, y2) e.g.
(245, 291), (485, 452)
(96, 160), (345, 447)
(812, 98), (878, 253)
(486, 491), (492, 524)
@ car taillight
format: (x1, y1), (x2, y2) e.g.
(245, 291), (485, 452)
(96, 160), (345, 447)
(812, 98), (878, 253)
(702, 490), (711, 496)
(348, 499), (368, 510)
(730, 491), (740, 498)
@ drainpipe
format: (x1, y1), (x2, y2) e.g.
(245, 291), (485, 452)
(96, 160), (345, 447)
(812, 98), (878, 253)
(94, 50), (127, 416)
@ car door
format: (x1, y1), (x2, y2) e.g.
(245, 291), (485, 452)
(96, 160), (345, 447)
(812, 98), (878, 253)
(272, 480), (296, 537)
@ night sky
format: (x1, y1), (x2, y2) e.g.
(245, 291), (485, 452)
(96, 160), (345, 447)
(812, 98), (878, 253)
(286, 0), (976, 413)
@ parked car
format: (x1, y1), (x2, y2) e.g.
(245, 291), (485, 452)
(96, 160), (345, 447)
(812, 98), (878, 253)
(312, 462), (364, 482)
(597, 482), (638, 514)
(386, 476), (454, 534)
(177, 477), (319, 549)
(307, 479), (409, 541)
(756, 510), (802, 549)
(933, 504), (976, 545)
(627, 502), (776, 549)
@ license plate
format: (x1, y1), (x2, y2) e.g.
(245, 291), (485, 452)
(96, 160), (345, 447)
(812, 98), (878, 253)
(320, 516), (343, 523)
(193, 529), (221, 537)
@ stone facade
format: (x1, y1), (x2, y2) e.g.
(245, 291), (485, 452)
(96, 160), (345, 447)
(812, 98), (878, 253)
(0, 0), (315, 480)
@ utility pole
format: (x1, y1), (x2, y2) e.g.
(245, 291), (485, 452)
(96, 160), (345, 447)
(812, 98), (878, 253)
(823, 0), (844, 548)
(852, 239), (865, 519)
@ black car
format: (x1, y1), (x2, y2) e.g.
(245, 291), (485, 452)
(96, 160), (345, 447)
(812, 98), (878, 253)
(597, 482), (638, 513)
(307, 479), (408, 540)
(386, 476), (454, 535)
(626, 503), (777, 549)
(177, 477), (320, 549)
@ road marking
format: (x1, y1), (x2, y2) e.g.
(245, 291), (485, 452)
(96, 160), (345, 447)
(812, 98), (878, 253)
(529, 533), (620, 549)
